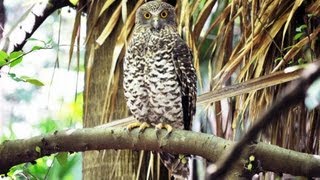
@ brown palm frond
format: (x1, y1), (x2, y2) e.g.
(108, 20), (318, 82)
(82, 0), (320, 179)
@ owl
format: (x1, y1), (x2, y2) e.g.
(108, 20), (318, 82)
(123, 0), (197, 179)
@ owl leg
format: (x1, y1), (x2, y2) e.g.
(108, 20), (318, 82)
(126, 122), (150, 133)
(155, 123), (173, 138)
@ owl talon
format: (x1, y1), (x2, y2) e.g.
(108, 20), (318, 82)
(155, 123), (173, 138)
(138, 122), (150, 133)
(126, 122), (141, 131)
(155, 128), (161, 139)
(126, 122), (150, 133)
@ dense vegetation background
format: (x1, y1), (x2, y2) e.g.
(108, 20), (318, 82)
(0, 0), (319, 179)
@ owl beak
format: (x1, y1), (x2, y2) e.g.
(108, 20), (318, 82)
(152, 18), (160, 30)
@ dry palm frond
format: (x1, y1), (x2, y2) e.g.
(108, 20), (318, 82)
(197, 68), (302, 106)
(99, 0), (116, 17)
(82, 0), (320, 178)
(96, 4), (122, 46)
(68, 9), (81, 69)
(100, 0), (144, 123)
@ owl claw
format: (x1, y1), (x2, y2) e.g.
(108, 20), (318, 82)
(155, 123), (173, 139)
(126, 122), (150, 133)
(126, 122), (141, 131)
(139, 122), (151, 133)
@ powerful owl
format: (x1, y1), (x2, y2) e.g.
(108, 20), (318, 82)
(123, 1), (197, 179)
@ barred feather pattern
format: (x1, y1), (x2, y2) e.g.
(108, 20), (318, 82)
(123, 1), (196, 179)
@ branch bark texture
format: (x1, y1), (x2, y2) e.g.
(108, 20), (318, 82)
(0, 126), (319, 177)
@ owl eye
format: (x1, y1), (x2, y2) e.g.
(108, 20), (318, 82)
(144, 12), (151, 19)
(160, 10), (168, 18)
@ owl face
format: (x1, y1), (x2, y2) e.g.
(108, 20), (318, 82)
(135, 1), (176, 31)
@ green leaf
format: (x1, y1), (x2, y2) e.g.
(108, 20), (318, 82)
(25, 78), (45, 86)
(0, 51), (8, 66)
(35, 146), (41, 153)
(0, 58), (6, 66)
(8, 73), (24, 82)
(32, 45), (43, 51)
(249, 155), (255, 162)
(8, 72), (16, 78)
(20, 76), (45, 86)
(69, 0), (79, 5)
(296, 24), (307, 32)
(9, 51), (23, 67)
(27, 37), (40, 41)
(9, 51), (23, 59)
(46, 39), (53, 44)
(298, 58), (305, 65)
(56, 152), (68, 167)
(8, 74), (44, 86)
(293, 32), (303, 40)
(0, 50), (8, 63)
(274, 57), (283, 62)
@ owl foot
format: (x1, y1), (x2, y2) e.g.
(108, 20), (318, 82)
(126, 122), (150, 133)
(155, 123), (173, 139)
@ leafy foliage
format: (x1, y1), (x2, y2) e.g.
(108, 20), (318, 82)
(1, 92), (83, 178)
(8, 51), (23, 67)
(3, 109), (82, 178)
(0, 38), (54, 86)
(7, 153), (81, 180)
(7, 73), (44, 86)
(0, 2), (84, 179)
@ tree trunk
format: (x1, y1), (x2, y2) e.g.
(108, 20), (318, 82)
(82, 1), (143, 179)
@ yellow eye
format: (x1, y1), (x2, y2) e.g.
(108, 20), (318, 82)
(160, 10), (168, 18)
(144, 12), (151, 19)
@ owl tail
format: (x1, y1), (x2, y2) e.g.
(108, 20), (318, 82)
(160, 152), (190, 180)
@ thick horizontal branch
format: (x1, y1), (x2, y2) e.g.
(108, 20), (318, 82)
(0, 126), (319, 177)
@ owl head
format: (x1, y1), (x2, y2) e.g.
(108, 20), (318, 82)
(135, 1), (176, 31)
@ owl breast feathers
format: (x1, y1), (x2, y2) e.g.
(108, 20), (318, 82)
(123, 1), (196, 179)
(123, 1), (196, 130)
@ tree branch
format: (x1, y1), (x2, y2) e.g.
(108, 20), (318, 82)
(0, 126), (319, 177)
(0, 0), (72, 52)
(208, 61), (320, 179)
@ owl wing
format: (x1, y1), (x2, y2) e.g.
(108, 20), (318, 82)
(172, 37), (197, 130)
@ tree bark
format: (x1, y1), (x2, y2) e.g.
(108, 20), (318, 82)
(1, 126), (320, 177)
(83, 1), (143, 179)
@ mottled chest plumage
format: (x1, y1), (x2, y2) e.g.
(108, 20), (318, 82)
(123, 29), (184, 128)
